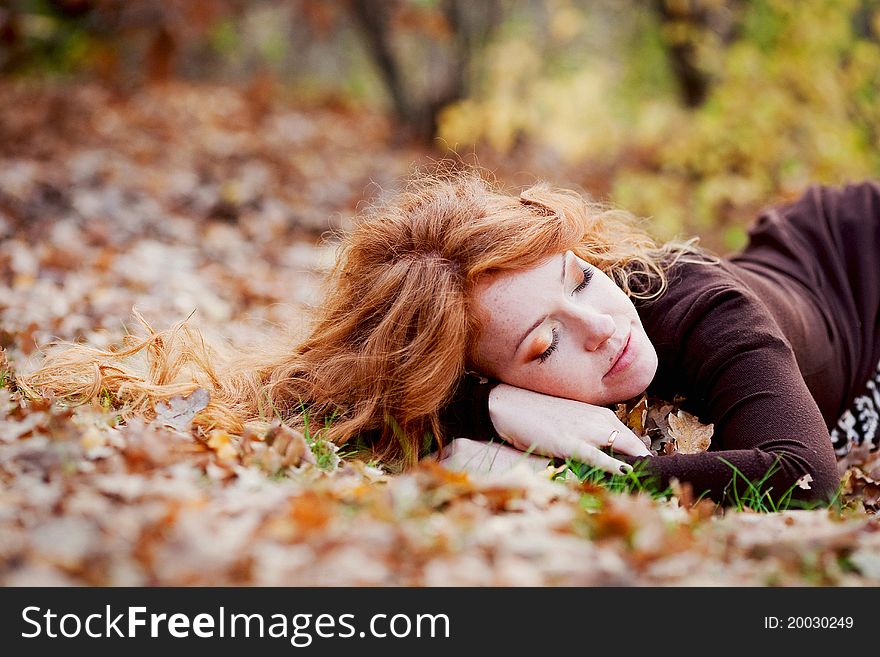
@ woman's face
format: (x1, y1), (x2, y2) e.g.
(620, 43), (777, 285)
(472, 250), (658, 406)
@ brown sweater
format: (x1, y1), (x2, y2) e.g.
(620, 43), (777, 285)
(441, 181), (880, 505)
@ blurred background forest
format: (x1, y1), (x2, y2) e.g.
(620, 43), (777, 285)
(2, 0), (880, 252)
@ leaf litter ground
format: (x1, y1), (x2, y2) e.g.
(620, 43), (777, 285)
(1, 81), (879, 586)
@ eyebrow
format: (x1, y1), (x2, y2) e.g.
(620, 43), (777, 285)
(514, 256), (567, 357)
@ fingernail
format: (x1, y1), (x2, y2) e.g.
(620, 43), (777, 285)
(619, 464), (632, 475)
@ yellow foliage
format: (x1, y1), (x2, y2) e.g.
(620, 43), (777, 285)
(438, 0), (880, 249)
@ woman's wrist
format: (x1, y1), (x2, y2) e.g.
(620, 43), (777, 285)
(487, 383), (516, 440)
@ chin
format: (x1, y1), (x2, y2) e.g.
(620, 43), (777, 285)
(619, 353), (658, 401)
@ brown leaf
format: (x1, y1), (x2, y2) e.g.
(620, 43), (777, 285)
(206, 430), (239, 463)
(643, 402), (676, 454)
(666, 410), (713, 454)
(626, 395), (648, 436)
(841, 467), (880, 512)
(241, 421), (316, 474)
(616, 394), (651, 449)
(288, 491), (333, 533)
(646, 403), (674, 437)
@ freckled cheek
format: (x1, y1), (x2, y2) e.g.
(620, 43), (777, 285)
(520, 367), (559, 395)
(542, 346), (587, 384)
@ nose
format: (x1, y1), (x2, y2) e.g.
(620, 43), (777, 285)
(562, 303), (615, 351)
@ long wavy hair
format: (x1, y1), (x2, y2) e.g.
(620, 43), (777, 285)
(18, 167), (711, 470)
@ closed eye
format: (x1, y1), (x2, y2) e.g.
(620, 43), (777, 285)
(572, 266), (593, 295)
(538, 327), (559, 363)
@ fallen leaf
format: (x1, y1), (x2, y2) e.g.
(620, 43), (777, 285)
(795, 473), (812, 490)
(616, 394), (654, 449)
(153, 388), (210, 433)
(206, 430), (239, 463)
(646, 403), (674, 439)
(666, 410), (713, 454)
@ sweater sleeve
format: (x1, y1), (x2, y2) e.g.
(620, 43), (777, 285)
(627, 259), (840, 505)
(438, 372), (497, 443)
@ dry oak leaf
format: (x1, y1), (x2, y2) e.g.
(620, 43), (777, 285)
(840, 467), (880, 511)
(153, 388), (210, 433)
(615, 394), (652, 450)
(240, 421), (317, 474)
(646, 403), (675, 440)
(616, 395), (648, 437)
(666, 410), (713, 454)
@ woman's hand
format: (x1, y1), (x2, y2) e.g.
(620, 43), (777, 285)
(432, 438), (553, 475)
(487, 383), (652, 474)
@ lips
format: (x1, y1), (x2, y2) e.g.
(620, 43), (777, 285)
(604, 332), (632, 377)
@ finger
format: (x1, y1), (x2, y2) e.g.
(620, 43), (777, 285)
(566, 441), (633, 476)
(606, 424), (652, 457)
(509, 435), (631, 475)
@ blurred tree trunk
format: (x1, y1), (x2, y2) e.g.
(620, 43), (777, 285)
(652, 0), (740, 108)
(146, 25), (176, 82)
(0, 7), (24, 74)
(852, 0), (880, 41)
(349, 0), (413, 128)
(349, 0), (501, 143)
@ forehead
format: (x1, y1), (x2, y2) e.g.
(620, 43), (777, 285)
(474, 253), (563, 311)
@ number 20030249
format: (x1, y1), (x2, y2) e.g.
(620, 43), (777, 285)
(763, 617), (853, 629)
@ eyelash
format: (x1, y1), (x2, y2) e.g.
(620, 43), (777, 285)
(538, 328), (559, 363)
(572, 266), (593, 295)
